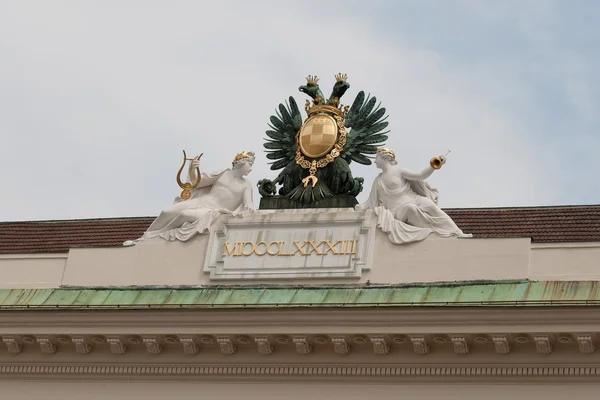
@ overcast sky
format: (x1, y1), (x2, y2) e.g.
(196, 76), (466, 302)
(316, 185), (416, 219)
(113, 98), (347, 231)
(1, 0), (599, 222)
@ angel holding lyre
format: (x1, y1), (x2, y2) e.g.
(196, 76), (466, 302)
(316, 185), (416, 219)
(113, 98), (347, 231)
(125, 150), (255, 243)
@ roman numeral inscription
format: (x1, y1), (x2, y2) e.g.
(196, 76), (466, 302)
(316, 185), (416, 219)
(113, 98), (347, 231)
(222, 240), (358, 257)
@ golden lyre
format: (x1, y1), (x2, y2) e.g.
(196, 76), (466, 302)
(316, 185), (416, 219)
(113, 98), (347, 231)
(176, 150), (203, 200)
(430, 150), (451, 170)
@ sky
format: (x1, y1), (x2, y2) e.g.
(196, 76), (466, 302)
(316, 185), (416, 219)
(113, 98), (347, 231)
(0, 0), (599, 222)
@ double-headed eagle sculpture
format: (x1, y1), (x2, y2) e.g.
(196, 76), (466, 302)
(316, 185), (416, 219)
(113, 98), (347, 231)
(258, 74), (389, 204)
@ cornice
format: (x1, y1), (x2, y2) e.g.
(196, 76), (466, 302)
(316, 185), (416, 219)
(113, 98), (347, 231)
(2, 307), (600, 383)
(2, 307), (600, 332)
(0, 254), (67, 260)
(2, 363), (600, 383)
(0, 332), (598, 357)
(2, 329), (600, 382)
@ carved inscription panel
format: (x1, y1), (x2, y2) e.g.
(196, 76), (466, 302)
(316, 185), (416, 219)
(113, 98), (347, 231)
(203, 209), (375, 280)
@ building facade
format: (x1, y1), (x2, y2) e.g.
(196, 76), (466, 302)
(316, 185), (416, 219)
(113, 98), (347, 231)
(1, 205), (600, 399)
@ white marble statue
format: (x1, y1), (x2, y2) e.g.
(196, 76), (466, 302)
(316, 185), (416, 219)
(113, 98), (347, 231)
(356, 147), (471, 244)
(126, 151), (255, 244)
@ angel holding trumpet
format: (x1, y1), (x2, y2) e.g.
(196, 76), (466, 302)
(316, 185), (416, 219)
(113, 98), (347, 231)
(356, 148), (471, 244)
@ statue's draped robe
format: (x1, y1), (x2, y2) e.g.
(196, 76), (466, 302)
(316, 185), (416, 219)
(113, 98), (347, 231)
(140, 169), (250, 242)
(360, 174), (471, 244)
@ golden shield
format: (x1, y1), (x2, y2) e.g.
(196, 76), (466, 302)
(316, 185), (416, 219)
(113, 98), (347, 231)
(298, 114), (338, 158)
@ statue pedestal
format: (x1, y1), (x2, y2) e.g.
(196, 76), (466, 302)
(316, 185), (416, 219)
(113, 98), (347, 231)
(259, 195), (358, 210)
(59, 208), (533, 286)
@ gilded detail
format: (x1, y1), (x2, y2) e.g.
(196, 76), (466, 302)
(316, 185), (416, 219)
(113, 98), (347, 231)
(259, 73), (388, 203)
(176, 150), (202, 200)
(296, 112), (348, 187)
(222, 239), (358, 257)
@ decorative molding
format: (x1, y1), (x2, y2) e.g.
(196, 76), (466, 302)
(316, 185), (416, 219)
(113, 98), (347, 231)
(292, 337), (312, 354)
(199, 336), (214, 345)
(0, 253), (68, 260)
(2, 332), (600, 358)
(370, 337), (389, 355)
(217, 337), (236, 355)
(107, 338), (127, 355)
(255, 337), (274, 355)
(451, 337), (469, 355)
(180, 337), (199, 355)
(2, 337), (21, 354)
(332, 337), (350, 355)
(493, 337), (511, 354)
(577, 336), (595, 354)
(3, 308), (600, 331)
(36, 338), (56, 354)
(143, 338), (163, 355)
(411, 337), (429, 355)
(2, 364), (600, 380)
(534, 336), (552, 354)
(72, 338), (92, 354)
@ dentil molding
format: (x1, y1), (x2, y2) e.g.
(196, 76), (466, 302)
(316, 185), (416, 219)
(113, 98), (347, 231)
(2, 364), (600, 382)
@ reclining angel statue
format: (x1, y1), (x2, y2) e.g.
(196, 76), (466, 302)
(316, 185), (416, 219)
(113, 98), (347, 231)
(125, 151), (255, 244)
(355, 147), (471, 244)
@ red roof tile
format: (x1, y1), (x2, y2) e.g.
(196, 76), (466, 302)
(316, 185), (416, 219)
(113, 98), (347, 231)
(446, 205), (600, 243)
(1, 205), (599, 254)
(0, 219), (153, 254)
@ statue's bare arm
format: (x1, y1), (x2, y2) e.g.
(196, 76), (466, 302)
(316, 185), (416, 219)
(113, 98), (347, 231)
(243, 182), (254, 210)
(400, 154), (447, 181)
(399, 166), (434, 181)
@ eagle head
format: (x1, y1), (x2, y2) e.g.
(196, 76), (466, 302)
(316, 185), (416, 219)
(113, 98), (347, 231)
(299, 83), (323, 100)
(330, 79), (350, 100)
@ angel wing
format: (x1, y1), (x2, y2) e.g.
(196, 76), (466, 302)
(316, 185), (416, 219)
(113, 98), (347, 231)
(342, 91), (389, 165)
(264, 97), (303, 170)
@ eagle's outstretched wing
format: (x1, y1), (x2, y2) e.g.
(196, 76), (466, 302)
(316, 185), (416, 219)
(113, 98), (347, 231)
(264, 97), (303, 170)
(341, 91), (389, 165)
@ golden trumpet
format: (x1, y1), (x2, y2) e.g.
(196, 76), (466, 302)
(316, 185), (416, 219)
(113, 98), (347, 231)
(430, 150), (451, 170)
(176, 150), (203, 200)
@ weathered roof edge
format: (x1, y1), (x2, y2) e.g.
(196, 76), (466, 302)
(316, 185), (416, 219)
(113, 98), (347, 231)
(3, 204), (600, 224)
(3, 205), (599, 254)
(2, 280), (600, 310)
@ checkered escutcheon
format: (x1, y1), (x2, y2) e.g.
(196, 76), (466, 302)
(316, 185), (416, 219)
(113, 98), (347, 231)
(299, 115), (338, 158)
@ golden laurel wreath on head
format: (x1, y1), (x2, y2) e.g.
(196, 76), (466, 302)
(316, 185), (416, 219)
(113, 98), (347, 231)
(232, 151), (253, 167)
(376, 147), (396, 163)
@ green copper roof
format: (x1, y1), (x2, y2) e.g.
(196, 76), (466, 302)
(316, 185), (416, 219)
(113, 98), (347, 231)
(2, 281), (600, 310)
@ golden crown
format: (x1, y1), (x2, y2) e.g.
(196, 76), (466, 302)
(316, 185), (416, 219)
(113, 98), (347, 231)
(232, 151), (254, 166)
(305, 103), (346, 119)
(306, 75), (319, 85)
(376, 147), (395, 162)
(335, 73), (348, 83)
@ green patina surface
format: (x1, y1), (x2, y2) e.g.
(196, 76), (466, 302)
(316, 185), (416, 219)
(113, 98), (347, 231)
(2, 280), (600, 310)
(257, 76), (388, 205)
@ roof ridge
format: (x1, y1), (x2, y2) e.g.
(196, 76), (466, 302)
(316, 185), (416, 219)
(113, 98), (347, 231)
(2, 204), (600, 224)
(1, 206), (599, 254)
(0, 216), (156, 224)
(444, 204), (600, 211)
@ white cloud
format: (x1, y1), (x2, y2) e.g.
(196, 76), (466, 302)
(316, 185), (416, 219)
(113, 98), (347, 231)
(0, 0), (597, 221)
